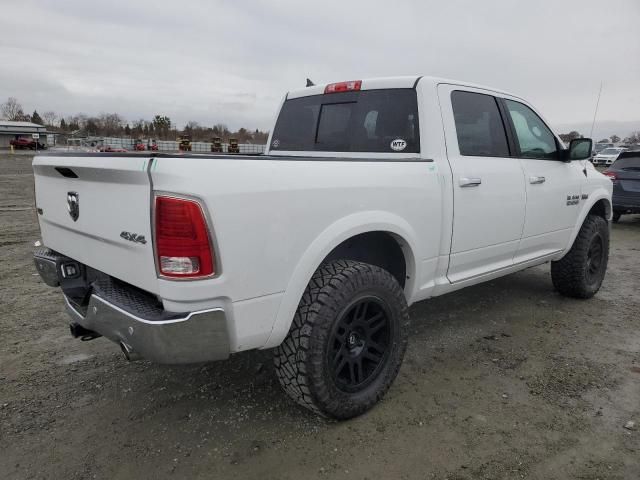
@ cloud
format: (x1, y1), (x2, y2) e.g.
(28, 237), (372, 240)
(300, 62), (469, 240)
(1, 0), (638, 132)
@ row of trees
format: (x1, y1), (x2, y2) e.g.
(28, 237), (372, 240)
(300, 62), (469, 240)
(3, 96), (637, 146)
(559, 130), (640, 145)
(0, 97), (269, 144)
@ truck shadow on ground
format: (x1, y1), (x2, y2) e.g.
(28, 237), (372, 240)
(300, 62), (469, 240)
(100, 264), (561, 424)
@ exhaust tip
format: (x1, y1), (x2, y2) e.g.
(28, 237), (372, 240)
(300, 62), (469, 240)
(119, 342), (141, 362)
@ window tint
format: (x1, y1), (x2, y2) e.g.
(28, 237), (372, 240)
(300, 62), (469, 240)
(504, 100), (557, 159)
(316, 103), (354, 150)
(269, 98), (320, 151)
(612, 155), (640, 170)
(451, 91), (510, 157)
(271, 89), (419, 153)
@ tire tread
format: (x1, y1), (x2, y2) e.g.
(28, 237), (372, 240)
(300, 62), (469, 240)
(274, 260), (408, 418)
(551, 214), (609, 299)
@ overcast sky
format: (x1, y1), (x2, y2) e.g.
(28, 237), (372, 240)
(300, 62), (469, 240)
(1, 0), (639, 136)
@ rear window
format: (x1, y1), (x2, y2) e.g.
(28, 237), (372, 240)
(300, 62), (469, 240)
(612, 155), (640, 169)
(270, 89), (420, 153)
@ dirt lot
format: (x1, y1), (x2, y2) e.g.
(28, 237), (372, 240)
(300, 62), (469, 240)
(1, 153), (638, 479)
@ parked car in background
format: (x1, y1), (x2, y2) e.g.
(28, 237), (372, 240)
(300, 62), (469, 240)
(133, 139), (159, 151)
(10, 137), (46, 150)
(593, 147), (627, 166)
(98, 144), (128, 153)
(604, 151), (640, 222)
(593, 142), (614, 156)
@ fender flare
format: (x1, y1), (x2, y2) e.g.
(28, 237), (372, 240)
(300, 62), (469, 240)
(561, 189), (611, 257)
(262, 210), (419, 349)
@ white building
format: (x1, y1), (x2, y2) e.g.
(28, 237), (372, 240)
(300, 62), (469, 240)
(0, 121), (54, 148)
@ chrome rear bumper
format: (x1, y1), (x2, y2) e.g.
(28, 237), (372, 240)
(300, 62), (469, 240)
(65, 295), (229, 364)
(35, 247), (230, 364)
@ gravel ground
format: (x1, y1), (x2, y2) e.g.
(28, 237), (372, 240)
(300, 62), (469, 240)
(1, 153), (639, 479)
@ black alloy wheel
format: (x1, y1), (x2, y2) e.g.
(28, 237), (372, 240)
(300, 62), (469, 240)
(328, 296), (392, 393)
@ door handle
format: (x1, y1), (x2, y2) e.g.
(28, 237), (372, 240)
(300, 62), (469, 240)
(529, 176), (546, 184)
(459, 177), (482, 187)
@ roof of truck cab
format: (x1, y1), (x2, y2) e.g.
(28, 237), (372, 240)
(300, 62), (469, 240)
(286, 75), (521, 100)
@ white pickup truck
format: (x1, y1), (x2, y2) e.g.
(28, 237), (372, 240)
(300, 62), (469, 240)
(33, 76), (612, 419)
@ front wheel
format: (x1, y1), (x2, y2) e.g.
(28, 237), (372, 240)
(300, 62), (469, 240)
(274, 260), (409, 419)
(551, 214), (609, 299)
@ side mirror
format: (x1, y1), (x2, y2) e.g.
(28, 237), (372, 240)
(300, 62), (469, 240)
(563, 138), (593, 161)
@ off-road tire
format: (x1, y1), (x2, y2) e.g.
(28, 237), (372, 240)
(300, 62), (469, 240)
(551, 214), (609, 299)
(274, 260), (409, 419)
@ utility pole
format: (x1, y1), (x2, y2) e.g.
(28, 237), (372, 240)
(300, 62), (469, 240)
(590, 82), (603, 139)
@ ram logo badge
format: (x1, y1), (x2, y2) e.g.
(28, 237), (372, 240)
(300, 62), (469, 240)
(120, 231), (147, 244)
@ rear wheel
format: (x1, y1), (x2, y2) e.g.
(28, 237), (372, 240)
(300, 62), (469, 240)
(274, 260), (409, 419)
(551, 214), (609, 299)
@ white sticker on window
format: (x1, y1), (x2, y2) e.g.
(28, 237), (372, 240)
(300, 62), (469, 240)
(390, 139), (407, 151)
(271, 139), (280, 148)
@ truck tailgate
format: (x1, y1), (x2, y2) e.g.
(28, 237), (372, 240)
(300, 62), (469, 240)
(33, 155), (158, 293)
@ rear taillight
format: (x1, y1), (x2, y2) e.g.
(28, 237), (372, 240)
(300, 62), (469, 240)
(603, 171), (618, 183)
(155, 195), (215, 278)
(324, 80), (362, 94)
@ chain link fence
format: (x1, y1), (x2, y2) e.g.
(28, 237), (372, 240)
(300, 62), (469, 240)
(62, 136), (266, 154)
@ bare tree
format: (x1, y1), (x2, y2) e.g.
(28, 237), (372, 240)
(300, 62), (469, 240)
(559, 131), (582, 143)
(42, 111), (58, 127)
(1, 97), (25, 121)
(610, 134), (621, 143)
(623, 131), (640, 144)
(98, 113), (124, 136)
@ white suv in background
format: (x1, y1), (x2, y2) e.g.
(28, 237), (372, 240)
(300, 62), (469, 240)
(593, 147), (628, 165)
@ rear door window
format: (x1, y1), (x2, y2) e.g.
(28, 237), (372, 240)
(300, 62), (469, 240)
(270, 89), (419, 153)
(450, 91), (510, 157)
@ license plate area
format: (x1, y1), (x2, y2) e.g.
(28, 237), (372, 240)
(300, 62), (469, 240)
(57, 258), (92, 308)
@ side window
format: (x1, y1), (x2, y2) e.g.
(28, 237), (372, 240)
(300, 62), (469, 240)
(504, 100), (558, 159)
(451, 91), (510, 157)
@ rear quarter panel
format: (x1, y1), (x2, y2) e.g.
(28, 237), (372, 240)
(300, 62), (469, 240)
(150, 156), (443, 350)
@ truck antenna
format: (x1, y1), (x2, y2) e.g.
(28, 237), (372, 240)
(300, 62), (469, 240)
(589, 81), (603, 139)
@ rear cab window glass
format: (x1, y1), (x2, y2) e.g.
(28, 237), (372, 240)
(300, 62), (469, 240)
(270, 89), (419, 153)
(504, 100), (558, 160)
(450, 91), (510, 157)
